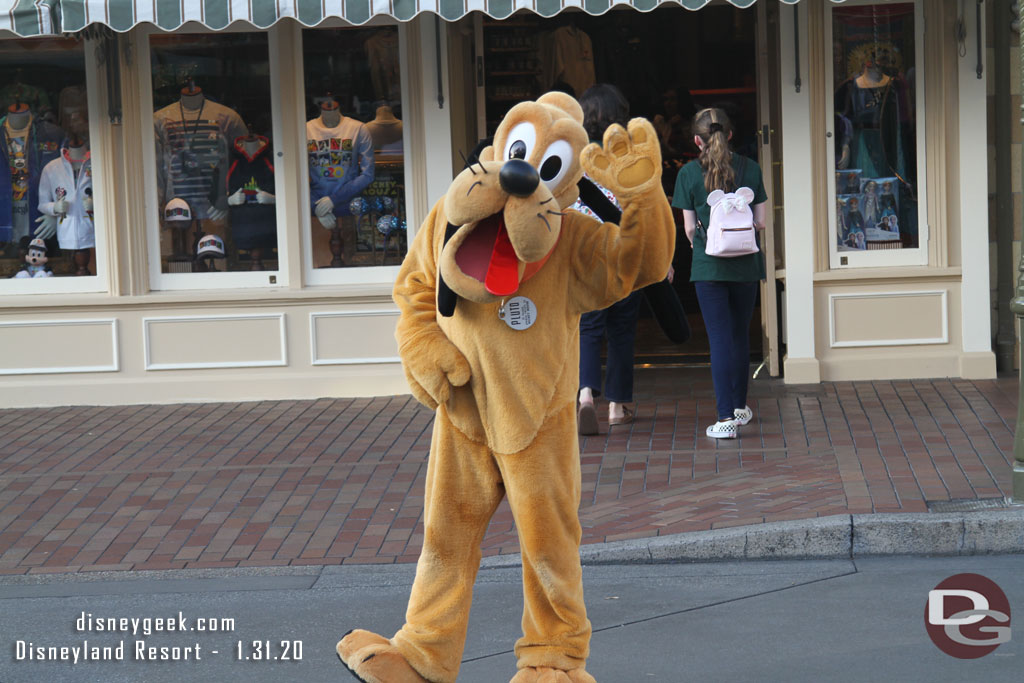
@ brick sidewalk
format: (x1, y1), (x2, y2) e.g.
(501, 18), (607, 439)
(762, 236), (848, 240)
(0, 369), (1017, 575)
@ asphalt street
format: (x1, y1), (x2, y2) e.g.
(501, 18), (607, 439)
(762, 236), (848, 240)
(0, 554), (1020, 682)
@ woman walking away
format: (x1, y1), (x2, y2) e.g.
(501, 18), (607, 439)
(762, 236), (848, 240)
(672, 107), (767, 439)
(574, 84), (662, 435)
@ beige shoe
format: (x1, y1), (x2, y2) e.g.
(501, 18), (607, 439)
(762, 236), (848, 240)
(608, 404), (633, 426)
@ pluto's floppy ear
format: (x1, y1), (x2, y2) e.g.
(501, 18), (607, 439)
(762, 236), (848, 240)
(437, 223), (459, 317)
(467, 136), (494, 166)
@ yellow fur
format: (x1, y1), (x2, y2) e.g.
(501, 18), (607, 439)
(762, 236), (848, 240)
(337, 93), (674, 683)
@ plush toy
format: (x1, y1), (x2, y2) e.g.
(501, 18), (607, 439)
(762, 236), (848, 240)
(13, 238), (54, 278)
(336, 92), (675, 683)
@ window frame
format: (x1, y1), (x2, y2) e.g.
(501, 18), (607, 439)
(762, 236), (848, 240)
(296, 18), (415, 287)
(824, 0), (929, 269)
(137, 23), (291, 291)
(0, 36), (111, 295)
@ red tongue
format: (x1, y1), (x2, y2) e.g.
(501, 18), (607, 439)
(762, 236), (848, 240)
(485, 219), (520, 296)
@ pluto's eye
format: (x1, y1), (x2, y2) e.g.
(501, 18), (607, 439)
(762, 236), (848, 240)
(509, 140), (527, 160)
(538, 140), (574, 191)
(540, 156), (561, 180)
(502, 122), (536, 162)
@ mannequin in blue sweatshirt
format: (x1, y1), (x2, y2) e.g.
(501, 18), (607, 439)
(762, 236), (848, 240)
(306, 99), (374, 266)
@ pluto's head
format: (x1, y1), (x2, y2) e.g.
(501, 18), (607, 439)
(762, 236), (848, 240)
(438, 92), (588, 305)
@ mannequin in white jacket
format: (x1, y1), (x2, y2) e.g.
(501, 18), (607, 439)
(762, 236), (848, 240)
(37, 140), (94, 275)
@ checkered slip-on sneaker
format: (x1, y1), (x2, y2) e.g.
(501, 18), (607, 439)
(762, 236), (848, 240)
(733, 406), (753, 426)
(706, 419), (738, 439)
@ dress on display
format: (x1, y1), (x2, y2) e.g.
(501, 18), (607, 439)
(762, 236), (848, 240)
(154, 98), (246, 220)
(226, 135), (276, 250)
(836, 76), (904, 180)
(37, 147), (94, 250)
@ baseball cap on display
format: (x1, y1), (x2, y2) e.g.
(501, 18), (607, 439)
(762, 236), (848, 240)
(197, 234), (225, 258)
(164, 198), (192, 222)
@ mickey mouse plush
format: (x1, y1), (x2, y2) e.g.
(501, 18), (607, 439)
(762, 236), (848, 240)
(13, 238), (54, 278)
(337, 92), (674, 683)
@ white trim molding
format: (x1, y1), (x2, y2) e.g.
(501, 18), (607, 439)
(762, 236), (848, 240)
(143, 313), (288, 370)
(0, 319), (120, 375)
(309, 310), (401, 366)
(828, 290), (949, 348)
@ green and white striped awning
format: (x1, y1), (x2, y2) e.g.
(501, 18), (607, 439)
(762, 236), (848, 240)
(58, 0), (820, 33)
(2, 0), (58, 35)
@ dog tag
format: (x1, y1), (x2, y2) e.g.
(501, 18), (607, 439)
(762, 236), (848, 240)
(498, 296), (536, 331)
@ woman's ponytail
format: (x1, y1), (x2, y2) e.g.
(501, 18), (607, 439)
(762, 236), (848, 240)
(693, 108), (735, 193)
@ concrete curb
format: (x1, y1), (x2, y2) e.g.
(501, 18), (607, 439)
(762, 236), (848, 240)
(479, 509), (1024, 569)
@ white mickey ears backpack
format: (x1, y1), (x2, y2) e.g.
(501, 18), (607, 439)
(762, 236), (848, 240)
(703, 186), (758, 258)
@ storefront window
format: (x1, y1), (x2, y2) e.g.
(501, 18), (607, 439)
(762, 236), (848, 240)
(149, 33), (279, 276)
(302, 27), (408, 270)
(829, 2), (923, 266)
(1, 38), (100, 285)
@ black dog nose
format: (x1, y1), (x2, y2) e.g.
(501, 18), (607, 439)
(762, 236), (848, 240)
(499, 159), (540, 197)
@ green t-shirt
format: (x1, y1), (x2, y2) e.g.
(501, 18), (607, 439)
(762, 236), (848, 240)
(671, 153), (769, 282)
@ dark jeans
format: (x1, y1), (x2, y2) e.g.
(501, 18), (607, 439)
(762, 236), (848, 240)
(695, 280), (759, 421)
(579, 290), (642, 403)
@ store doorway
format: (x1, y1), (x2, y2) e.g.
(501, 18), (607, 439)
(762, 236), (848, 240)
(471, 4), (771, 368)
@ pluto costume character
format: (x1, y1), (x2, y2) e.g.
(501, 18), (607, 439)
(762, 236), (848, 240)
(337, 93), (674, 683)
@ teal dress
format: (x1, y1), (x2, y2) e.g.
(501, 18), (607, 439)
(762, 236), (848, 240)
(671, 153), (768, 282)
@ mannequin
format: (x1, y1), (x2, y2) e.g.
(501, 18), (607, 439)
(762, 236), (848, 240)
(37, 137), (95, 275)
(1, 101), (64, 247)
(227, 124), (276, 271)
(364, 104), (403, 155)
(6, 103), (30, 130)
(854, 60), (891, 91)
(154, 81), (246, 236)
(306, 98), (375, 267)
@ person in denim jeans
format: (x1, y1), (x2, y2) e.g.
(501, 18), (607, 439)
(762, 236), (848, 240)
(573, 84), (673, 435)
(671, 108), (767, 439)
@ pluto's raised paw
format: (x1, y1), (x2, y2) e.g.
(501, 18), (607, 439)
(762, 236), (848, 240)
(580, 118), (662, 199)
(336, 629), (430, 683)
(509, 666), (598, 683)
